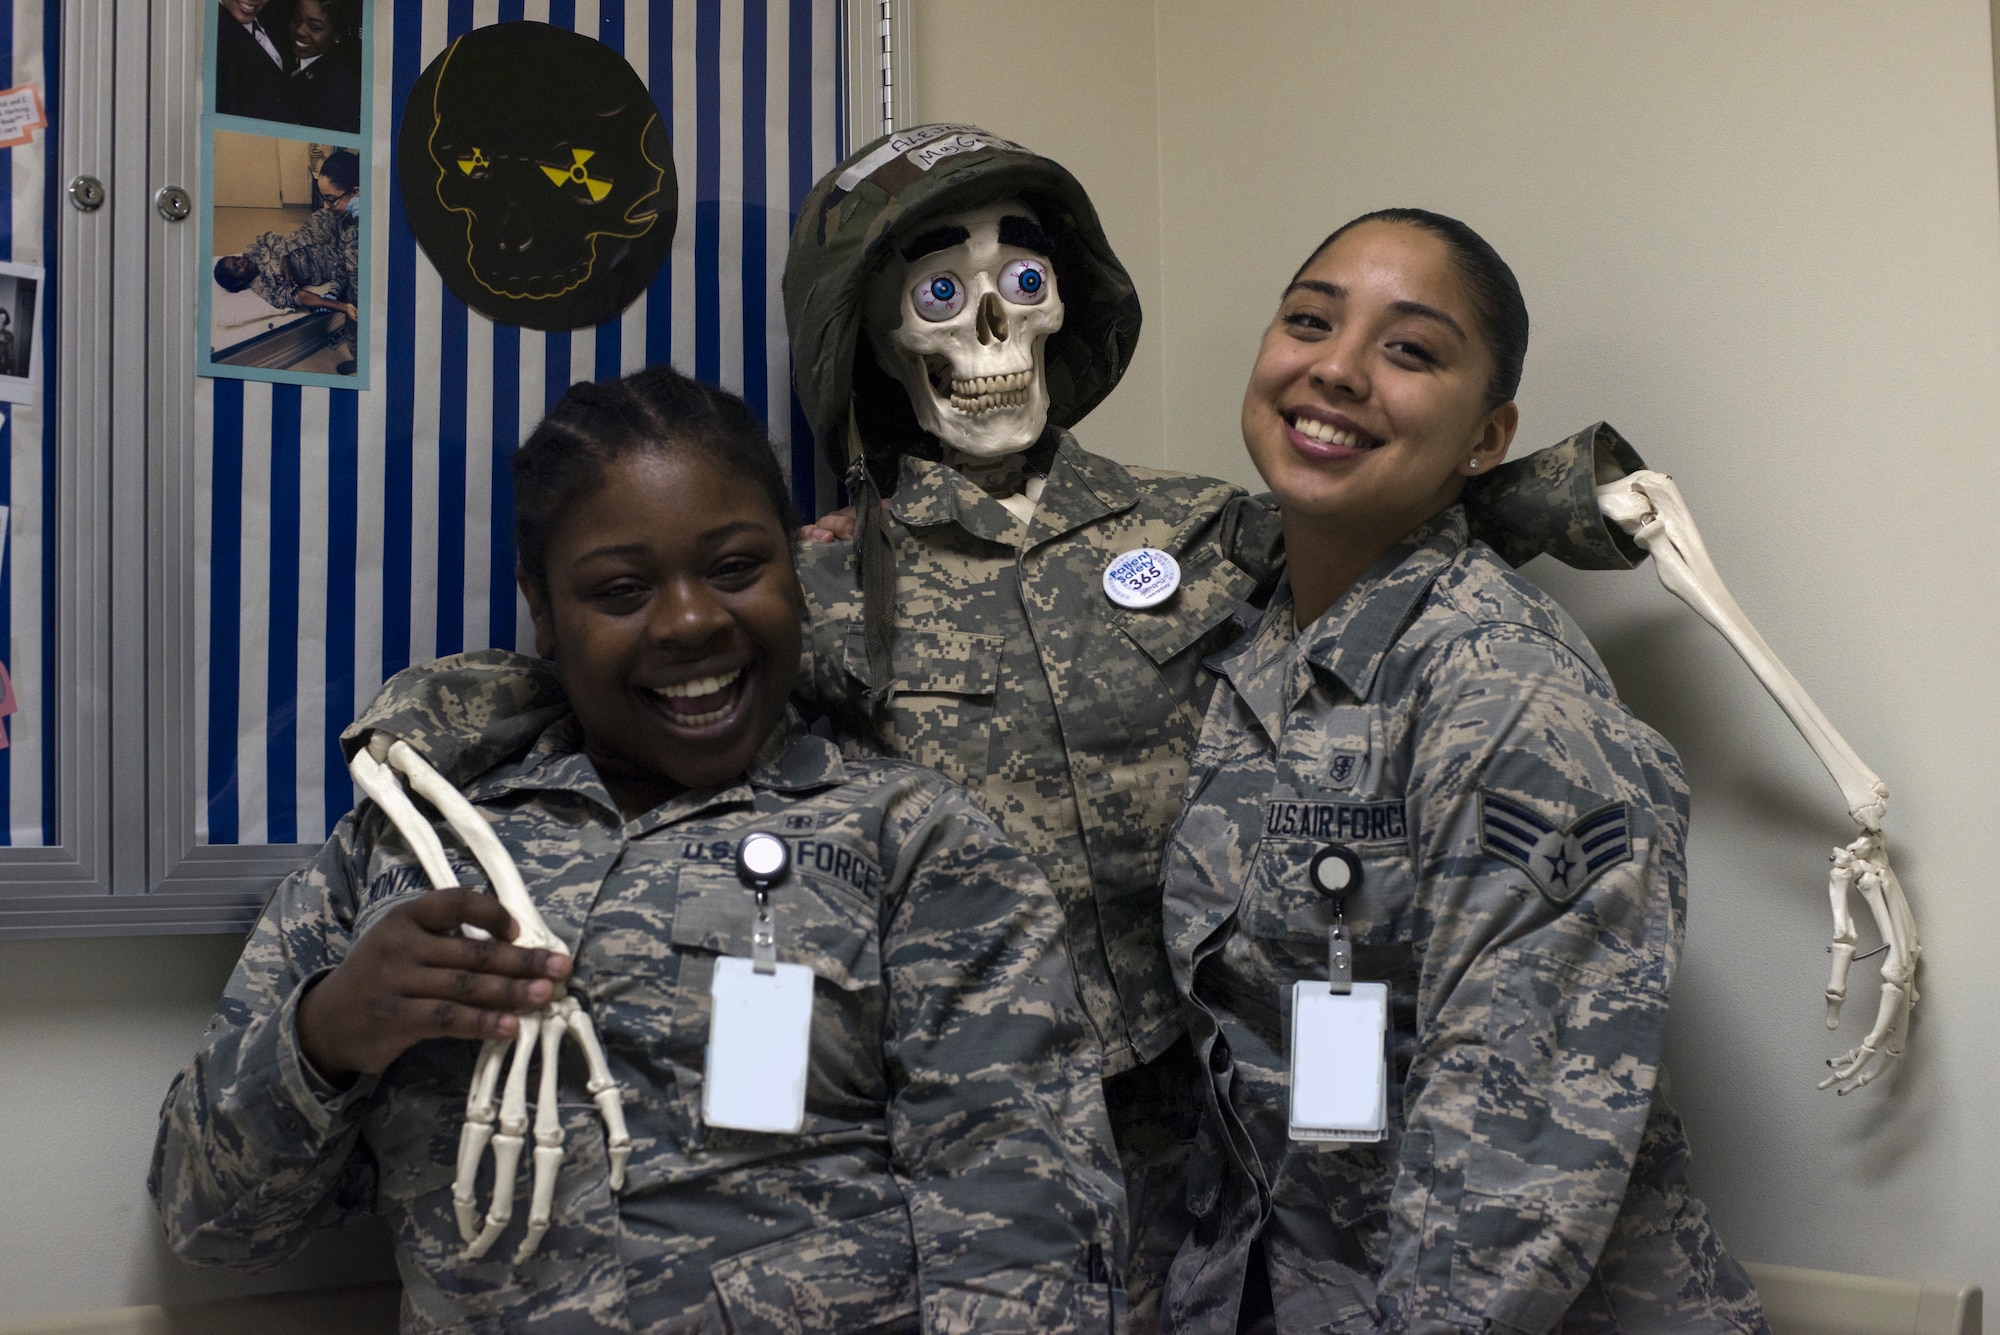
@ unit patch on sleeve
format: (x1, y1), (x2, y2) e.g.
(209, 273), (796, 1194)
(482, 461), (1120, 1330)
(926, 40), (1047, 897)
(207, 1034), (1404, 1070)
(1479, 792), (1633, 906)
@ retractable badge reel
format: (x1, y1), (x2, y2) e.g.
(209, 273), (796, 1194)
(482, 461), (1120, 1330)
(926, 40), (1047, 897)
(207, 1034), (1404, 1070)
(703, 831), (814, 1134)
(1289, 844), (1389, 1143)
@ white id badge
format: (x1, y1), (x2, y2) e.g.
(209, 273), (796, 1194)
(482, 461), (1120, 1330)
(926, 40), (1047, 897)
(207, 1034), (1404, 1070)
(1289, 980), (1389, 1143)
(703, 956), (814, 1133)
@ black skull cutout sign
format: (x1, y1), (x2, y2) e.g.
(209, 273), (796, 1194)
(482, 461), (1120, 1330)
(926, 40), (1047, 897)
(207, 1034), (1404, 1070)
(398, 22), (677, 330)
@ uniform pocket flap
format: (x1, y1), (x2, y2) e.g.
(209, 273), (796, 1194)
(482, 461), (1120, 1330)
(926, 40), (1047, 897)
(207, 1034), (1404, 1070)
(710, 1202), (918, 1334)
(1115, 556), (1257, 666)
(670, 863), (882, 990)
(843, 625), (1003, 695)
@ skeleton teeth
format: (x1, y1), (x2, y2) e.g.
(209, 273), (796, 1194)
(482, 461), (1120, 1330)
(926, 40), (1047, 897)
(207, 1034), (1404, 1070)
(949, 369), (1032, 396)
(948, 388), (1031, 415)
(654, 670), (741, 700)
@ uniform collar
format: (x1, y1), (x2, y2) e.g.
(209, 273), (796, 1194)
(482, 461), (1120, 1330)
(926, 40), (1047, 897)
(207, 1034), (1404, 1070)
(464, 709), (847, 831)
(887, 428), (1140, 548)
(1215, 506), (1466, 740)
(1298, 506), (1467, 702)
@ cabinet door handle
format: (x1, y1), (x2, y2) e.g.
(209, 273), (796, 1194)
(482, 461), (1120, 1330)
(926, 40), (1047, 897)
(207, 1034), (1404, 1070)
(154, 185), (192, 222)
(67, 174), (105, 212)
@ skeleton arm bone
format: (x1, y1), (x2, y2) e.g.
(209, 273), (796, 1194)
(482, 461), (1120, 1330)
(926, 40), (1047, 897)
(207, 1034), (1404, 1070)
(1595, 475), (1886, 827)
(1595, 471), (1918, 1092)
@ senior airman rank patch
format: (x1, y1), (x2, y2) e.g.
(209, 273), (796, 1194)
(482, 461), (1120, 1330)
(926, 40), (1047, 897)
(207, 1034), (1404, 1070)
(1480, 792), (1633, 906)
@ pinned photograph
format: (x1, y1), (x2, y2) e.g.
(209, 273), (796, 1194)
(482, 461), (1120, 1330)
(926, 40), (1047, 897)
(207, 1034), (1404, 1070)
(212, 0), (365, 137)
(201, 131), (366, 388)
(0, 261), (43, 404)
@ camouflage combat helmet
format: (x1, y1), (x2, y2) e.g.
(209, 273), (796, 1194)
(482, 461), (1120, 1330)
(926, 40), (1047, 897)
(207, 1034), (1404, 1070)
(784, 124), (1142, 490)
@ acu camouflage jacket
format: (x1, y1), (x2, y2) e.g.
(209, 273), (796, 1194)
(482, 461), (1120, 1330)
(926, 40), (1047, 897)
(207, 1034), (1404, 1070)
(1159, 508), (1767, 1335)
(151, 673), (1126, 1334)
(796, 429), (1281, 1079)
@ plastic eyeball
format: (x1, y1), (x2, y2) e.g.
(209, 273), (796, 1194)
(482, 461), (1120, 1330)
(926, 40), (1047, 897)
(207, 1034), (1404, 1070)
(912, 273), (966, 322)
(1000, 258), (1049, 305)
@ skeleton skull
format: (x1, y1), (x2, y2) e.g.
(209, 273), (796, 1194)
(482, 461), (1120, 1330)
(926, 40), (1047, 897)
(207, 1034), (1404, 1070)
(867, 200), (1065, 460)
(401, 21), (677, 331)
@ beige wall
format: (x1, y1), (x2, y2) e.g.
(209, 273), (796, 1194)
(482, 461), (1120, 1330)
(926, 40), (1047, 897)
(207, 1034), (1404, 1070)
(912, 0), (1164, 468)
(0, 937), (395, 1321)
(934, 0), (2000, 1302)
(6, 0), (1998, 1321)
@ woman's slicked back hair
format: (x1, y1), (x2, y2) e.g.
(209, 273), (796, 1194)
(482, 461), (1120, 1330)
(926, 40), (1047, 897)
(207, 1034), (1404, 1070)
(1293, 207), (1529, 408)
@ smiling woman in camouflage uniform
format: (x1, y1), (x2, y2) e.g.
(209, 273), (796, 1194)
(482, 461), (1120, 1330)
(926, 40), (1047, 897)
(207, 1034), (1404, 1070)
(150, 367), (1126, 1334)
(1157, 211), (1768, 1335)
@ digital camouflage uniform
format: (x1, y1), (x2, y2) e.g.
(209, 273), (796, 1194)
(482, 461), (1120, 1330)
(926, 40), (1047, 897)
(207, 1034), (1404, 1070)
(282, 202), (360, 308)
(238, 204), (360, 312)
(1158, 507), (1767, 1334)
(151, 652), (1127, 1335)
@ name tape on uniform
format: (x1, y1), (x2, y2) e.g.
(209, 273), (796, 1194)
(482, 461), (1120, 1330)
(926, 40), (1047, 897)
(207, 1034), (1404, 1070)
(1264, 798), (1405, 843)
(833, 124), (1021, 191)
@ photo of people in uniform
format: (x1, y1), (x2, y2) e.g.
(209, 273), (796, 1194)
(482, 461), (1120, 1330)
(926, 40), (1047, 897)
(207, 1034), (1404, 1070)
(213, 0), (363, 135)
(0, 263), (41, 404)
(205, 132), (361, 380)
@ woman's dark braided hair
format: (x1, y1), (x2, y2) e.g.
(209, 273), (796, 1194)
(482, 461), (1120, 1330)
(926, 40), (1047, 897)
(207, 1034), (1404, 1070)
(513, 365), (798, 597)
(1293, 207), (1529, 408)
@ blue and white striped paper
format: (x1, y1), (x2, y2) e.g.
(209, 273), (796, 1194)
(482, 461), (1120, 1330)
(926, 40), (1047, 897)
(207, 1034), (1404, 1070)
(198, 0), (843, 847)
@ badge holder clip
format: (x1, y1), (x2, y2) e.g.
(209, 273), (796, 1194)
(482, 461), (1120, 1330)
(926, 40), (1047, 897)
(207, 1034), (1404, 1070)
(704, 831), (813, 1133)
(1290, 843), (1387, 1143)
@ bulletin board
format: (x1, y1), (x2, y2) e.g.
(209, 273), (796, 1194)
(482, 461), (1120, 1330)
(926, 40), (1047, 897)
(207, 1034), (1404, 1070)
(195, 0), (845, 850)
(0, 0), (57, 850)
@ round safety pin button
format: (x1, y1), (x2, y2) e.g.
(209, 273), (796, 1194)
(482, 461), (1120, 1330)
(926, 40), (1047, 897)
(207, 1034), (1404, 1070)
(1103, 547), (1181, 609)
(1309, 845), (1363, 898)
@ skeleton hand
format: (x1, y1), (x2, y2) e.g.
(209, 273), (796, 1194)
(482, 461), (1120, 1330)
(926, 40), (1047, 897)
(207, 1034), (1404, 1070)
(1597, 470), (1920, 1092)
(1818, 831), (1919, 1093)
(349, 735), (632, 1262)
(294, 886), (569, 1080)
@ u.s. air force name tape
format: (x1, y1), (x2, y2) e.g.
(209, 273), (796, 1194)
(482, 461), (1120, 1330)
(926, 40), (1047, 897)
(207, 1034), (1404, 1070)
(1264, 799), (1406, 843)
(1103, 547), (1180, 609)
(1480, 791), (1633, 906)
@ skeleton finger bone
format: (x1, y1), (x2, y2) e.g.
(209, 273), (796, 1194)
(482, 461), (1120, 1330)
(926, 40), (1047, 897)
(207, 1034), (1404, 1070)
(1598, 472), (1920, 1093)
(350, 732), (631, 1263)
(453, 1037), (507, 1243)
(463, 1015), (539, 1260)
(1824, 848), (1860, 1027)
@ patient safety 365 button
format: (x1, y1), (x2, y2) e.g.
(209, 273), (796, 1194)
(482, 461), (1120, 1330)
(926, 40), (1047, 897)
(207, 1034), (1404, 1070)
(1103, 547), (1181, 609)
